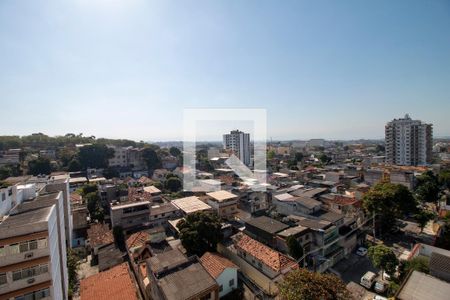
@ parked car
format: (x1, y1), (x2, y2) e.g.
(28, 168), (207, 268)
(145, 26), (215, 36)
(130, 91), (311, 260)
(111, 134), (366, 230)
(374, 280), (388, 293)
(356, 247), (368, 256)
(360, 271), (377, 289)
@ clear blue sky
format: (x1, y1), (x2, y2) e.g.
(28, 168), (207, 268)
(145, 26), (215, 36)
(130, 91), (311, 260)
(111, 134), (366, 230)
(1, 0), (449, 141)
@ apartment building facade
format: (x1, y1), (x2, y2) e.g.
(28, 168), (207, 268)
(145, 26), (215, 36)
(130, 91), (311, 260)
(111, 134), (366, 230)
(385, 114), (433, 166)
(0, 191), (69, 300)
(223, 130), (251, 166)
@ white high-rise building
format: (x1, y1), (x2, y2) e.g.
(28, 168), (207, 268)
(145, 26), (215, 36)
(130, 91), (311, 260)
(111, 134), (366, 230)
(223, 130), (251, 166)
(0, 177), (71, 300)
(385, 114), (433, 166)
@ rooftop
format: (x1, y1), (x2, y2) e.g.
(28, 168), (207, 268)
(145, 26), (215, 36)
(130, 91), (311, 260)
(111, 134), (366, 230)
(171, 196), (212, 214)
(0, 206), (52, 235)
(87, 224), (114, 248)
(396, 271), (450, 300)
(206, 190), (238, 202)
(158, 262), (217, 300)
(148, 249), (188, 274)
(10, 192), (60, 215)
(295, 196), (322, 209)
(80, 263), (138, 300)
(234, 233), (297, 273)
(143, 185), (161, 195)
(245, 216), (290, 234)
(126, 230), (151, 251)
(277, 225), (309, 238)
(200, 252), (238, 279)
(150, 202), (179, 216)
(430, 252), (450, 279)
(290, 216), (332, 230)
(291, 187), (328, 198)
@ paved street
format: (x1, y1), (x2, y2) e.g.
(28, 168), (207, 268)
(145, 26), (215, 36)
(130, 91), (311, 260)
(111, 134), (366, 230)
(333, 253), (379, 284)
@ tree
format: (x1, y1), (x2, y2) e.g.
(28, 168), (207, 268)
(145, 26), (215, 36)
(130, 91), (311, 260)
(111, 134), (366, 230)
(398, 256), (429, 281)
(436, 221), (450, 250)
(267, 150), (275, 160)
(67, 248), (80, 295)
(415, 171), (440, 203)
(78, 144), (114, 169)
(103, 167), (119, 179)
(113, 226), (125, 251)
(85, 192), (104, 222)
(177, 212), (223, 256)
(165, 176), (182, 192)
(440, 169), (450, 189)
(286, 236), (303, 261)
(80, 184), (98, 196)
(294, 152), (304, 162)
(363, 182), (418, 235)
(68, 159), (81, 172)
(28, 157), (52, 175)
(278, 268), (350, 300)
(169, 146), (181, 157)
(368, 245), (399, 279)
(414, 210), (435, 233)
(142, 147), (161, 174)
(318, 153), (331, 164)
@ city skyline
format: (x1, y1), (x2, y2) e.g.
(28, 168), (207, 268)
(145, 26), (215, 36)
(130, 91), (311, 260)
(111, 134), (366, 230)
(1, 0), (450, 141)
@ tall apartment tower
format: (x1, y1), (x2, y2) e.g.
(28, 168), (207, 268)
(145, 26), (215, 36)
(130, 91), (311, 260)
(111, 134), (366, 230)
(385, 114), (433, 166)
(0, 178), (71, 300)
(223, 130), (251, 166)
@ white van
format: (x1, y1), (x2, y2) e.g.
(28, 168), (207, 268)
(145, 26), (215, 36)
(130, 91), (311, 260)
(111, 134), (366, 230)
(360, 271), (377, 289)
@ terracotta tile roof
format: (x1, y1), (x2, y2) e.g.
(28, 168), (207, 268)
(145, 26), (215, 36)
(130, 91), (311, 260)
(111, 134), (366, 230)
(70, 193), (82, 203)
(235, 233), (297, 273)
(128, 187), (153, 202)
(200, 252), (238, 279)
(87, 224), (114, 248)
(80, 263), (138, 300)
(331, 195), (359, 206)
(126, 231), (150, 251)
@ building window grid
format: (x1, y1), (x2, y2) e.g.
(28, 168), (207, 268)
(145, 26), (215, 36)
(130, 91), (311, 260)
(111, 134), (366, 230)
(12, 263), (49, 282)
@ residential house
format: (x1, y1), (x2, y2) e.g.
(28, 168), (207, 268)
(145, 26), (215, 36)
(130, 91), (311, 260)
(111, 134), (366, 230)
(80, 262), (139, 300)
(205, 191), (238, 219)
(147, 249), (219, 300)
(171, 196), (213, 216)
(149, 203), (180, 228)
(244, 216), (289, 247)
(200, 252), (238, 298)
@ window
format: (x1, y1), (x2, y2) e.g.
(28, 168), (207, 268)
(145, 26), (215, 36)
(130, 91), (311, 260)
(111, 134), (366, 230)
(1, 193), (5, 201)
(229, 279), (234, 287)
(29, 240), (38, 250)
(0, 246), (4, 257)
(19, 242), (29, 253)
(35, 288), (50, 299)
(10, 243), (19, 254)
(37, 238), (47, 249)
(0, 273), (6, 285)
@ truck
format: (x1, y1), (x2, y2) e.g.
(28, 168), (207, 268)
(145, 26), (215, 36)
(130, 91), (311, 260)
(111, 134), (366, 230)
(360, 271), (377, 289)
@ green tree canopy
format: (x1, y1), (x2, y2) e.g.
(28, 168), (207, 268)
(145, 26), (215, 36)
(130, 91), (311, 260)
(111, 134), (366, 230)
(368, 245), (399, 279)
(165, 176), (182, 192)
(286, 236), (303, 261)
(78, 144), (114, 169)
(363, 182), (418, 233)
(440, 169), (450, 190)
(398, 256), (429, 281)
(278, 268), (350, 300)
(142, 147), (161, 173)
(414, 210), (435, 232)
(415, 171), (440, 203)
(177, 212), (223, 256)
(28, 157), (52, 175)
(85, 191), (103, 222)
(169, 146), (181, 157)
